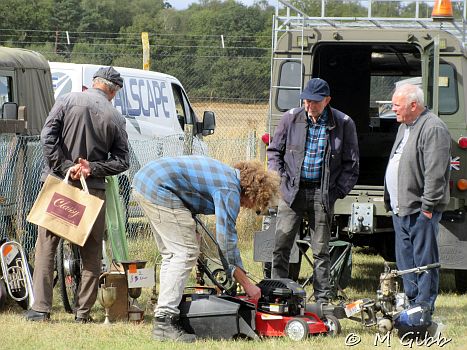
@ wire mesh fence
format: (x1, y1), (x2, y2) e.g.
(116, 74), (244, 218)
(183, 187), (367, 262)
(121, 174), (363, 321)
(0, 27), (271, 267)
(0, 104), (268, 264)
(0, 135), (42, 258)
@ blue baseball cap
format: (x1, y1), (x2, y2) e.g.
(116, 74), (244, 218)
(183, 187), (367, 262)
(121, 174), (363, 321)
(299, 78), (330, 101)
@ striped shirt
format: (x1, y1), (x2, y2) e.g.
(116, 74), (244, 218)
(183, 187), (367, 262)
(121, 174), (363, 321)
(132, 155), (243, 276)
(300, 110), (328, 182)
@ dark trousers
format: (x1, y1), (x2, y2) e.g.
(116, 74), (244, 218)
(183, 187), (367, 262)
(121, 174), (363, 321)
(392, 211), (441, 311)
(32, 188), (106, 318)
(272, 187), (331, 301)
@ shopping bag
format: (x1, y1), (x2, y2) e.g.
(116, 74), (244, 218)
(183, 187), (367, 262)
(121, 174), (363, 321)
(27, 169), (104, 246)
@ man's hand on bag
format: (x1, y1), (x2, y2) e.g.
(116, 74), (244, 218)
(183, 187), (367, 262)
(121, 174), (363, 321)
(78, 158), (91, 178)
(69, 158), (91, 180)
(69, 163), (82, 180)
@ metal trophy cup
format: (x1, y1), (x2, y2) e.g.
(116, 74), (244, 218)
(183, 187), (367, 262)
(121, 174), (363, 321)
(120, 260), (147, 322)
(97, 284), (117, 325)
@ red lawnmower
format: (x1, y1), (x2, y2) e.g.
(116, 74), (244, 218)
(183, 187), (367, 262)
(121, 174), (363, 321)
(177, 218), (341, 341)
(179, 278), (341, 341)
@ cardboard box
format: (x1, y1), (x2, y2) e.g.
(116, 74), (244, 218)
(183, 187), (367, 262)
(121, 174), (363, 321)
(102, 272), (128, 321)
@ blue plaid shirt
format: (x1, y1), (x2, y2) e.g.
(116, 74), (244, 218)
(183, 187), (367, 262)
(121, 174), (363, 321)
(132, 156), (243, 276)
(300, 109), (328, 182)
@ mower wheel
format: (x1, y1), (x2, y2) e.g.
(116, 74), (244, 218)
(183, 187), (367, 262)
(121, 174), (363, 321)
(377, 317), (393, 333)
(285, 318), (309, 341)
(323, 315), (341, 336)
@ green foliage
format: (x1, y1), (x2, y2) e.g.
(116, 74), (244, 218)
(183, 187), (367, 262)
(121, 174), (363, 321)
(290, 0), (367, 16)
(50, 0), (82, 32)
(4, 0), (446, 102)
(0, 0), (53, 42)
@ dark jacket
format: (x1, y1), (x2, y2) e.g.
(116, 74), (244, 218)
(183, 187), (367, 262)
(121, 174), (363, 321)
(41, 88), (130, 189)
(384, 109), (451, 215)
(267, 105), (359, 213)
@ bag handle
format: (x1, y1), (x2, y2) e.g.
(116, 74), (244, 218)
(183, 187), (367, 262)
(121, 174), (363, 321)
(64, 168), (90, 194)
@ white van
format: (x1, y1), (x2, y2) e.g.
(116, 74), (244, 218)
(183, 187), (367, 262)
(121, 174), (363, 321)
(49, 62), (215, 148)
(49, 62), (216, 226)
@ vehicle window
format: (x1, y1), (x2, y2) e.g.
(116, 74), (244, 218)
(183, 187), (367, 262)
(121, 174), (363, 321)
(0, 74), (14, 117)
(370, 75), (414, 119)
(0, 75), (13, 105)
(370, 76), (408, 103)
(277, 61), (303, 111)
(427, 57), (458, 115)
(438, 63), (458, 115)
(51, 71), (72, 99)
(171, 83), (193, 125)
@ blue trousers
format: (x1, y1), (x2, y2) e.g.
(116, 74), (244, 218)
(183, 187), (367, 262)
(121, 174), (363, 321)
(392, 211), (442, 311)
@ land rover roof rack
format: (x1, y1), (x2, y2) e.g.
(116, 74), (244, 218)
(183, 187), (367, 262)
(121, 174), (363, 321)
(273, 0), (466, 48)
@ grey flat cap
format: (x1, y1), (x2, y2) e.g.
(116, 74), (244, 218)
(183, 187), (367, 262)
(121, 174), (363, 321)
(93, 66), (124, 88)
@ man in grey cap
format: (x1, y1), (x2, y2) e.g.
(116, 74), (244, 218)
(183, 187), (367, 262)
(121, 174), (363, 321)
(26, 66), (129, 322)
(267, 78), (359, 304)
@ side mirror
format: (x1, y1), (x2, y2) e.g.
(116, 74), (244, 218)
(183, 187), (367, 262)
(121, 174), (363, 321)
(202, 111), (215, 136)
(2, 102), (18, 120)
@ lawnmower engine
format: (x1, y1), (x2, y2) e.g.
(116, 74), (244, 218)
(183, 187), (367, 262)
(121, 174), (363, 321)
(257, 278), (305, 316)
(377, 266), (407, 316)
(255, 279), (338, 340)
(374, 265), (409, 332)
(344, 263), (439, 335)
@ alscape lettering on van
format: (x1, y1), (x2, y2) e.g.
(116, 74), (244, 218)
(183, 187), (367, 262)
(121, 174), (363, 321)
(114, 78), (170, 119)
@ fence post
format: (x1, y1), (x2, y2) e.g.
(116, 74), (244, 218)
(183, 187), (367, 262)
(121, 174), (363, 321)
(246, 130), (257, 160)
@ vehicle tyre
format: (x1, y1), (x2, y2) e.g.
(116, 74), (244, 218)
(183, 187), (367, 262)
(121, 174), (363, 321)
(454, 269), (467, 294)
(323, 315), (342, 336)
(284, 317), (309, 341)
(57, 239), (81, 313)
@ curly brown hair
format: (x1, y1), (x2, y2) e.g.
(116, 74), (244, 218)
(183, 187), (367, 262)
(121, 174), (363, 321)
(234, 160), (280, 213)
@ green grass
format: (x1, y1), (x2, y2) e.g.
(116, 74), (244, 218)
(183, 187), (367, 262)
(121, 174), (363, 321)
(1, 245), (467, 349)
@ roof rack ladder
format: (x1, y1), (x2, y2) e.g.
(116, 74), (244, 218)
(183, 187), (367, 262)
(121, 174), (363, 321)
(268, 0), (307, 134)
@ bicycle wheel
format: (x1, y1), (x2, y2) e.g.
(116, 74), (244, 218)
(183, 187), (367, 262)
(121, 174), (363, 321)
(57, 239), (81, 313)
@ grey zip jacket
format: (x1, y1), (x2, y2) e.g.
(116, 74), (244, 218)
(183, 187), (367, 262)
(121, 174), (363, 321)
(267, 105), (359, 215)
(40, 88), (130, 189)
(384, 109), (451, 215)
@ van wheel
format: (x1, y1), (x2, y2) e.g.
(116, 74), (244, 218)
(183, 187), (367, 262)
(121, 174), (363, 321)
(454, 270), (467, 294)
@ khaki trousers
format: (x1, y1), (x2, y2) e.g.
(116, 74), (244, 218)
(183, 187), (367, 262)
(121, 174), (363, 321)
(133, 191), (200, 317)
(31, 188), (106, 318)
